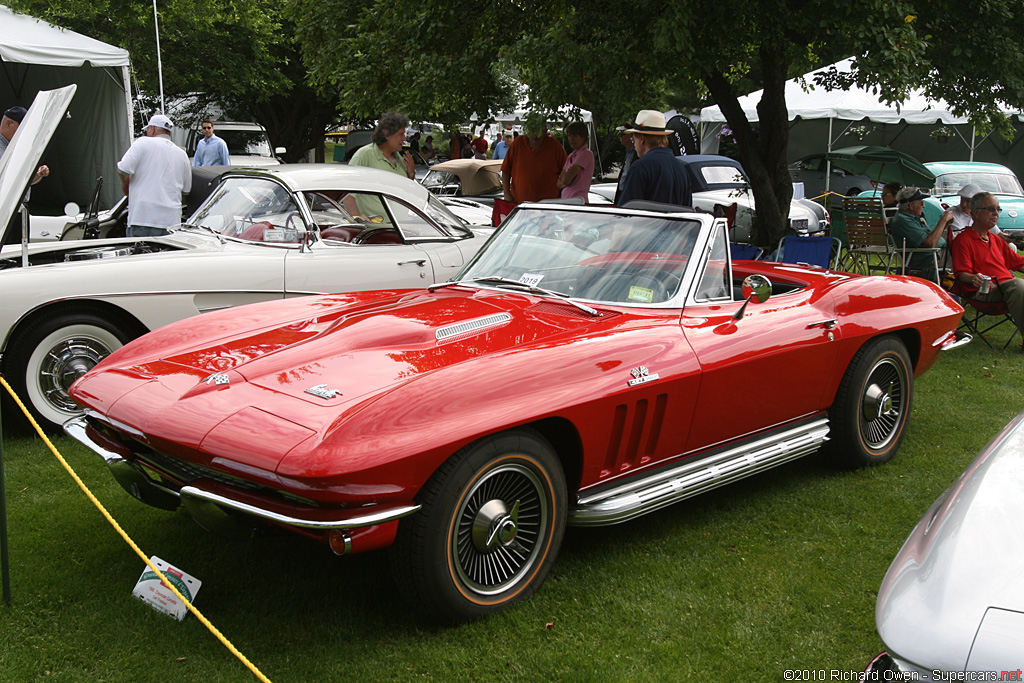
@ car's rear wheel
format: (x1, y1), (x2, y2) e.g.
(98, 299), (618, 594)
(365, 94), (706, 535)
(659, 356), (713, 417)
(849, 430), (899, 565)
(4, 312), (137, 431)
(391, 428), (566, 622)
(829, 336), (913, 467)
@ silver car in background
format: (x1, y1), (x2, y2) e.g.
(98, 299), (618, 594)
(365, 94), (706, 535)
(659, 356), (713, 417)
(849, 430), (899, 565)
(866, 410), (1024, 679)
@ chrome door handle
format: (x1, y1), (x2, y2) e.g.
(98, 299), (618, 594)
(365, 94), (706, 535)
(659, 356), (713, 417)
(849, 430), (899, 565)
(806, 319), (838, 329)
(398, 259), (427, 266)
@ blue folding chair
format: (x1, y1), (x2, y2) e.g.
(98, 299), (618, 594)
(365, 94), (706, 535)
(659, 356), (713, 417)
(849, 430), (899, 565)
(774, 235), (841, 269)
(729, 242), (763, 260)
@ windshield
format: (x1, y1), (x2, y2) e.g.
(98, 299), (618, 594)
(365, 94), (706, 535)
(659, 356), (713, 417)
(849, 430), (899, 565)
(218, 129), (273, 158)
(187, 176), (305, 242)
(934, 171), (1024, 196)
(458, 207), (701, 305)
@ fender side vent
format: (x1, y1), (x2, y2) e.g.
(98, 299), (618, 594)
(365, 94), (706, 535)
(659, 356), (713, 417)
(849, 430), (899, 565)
(435, 312), (512, 342)
(602, 394), (668, 477)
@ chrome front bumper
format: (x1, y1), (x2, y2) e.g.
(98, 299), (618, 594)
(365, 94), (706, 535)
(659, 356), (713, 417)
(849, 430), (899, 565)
(63, 414), (420, 532)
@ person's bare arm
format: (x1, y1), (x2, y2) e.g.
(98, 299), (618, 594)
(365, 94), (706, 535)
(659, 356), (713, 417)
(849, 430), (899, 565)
(119, 172), (130, 197)
(557, 164), (582, 189)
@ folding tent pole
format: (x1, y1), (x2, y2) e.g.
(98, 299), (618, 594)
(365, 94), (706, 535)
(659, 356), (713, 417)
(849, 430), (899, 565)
(0, 395), (10, 606)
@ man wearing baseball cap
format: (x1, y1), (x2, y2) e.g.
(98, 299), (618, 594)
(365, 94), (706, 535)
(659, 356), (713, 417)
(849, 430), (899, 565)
(117, 113), (192, 236)
(617, 110), (691, 208)
(890, 186), (948, 280)
(1, 105), (50, 187)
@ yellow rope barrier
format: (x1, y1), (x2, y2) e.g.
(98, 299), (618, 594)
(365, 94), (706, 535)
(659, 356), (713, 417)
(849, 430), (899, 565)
(0, 376), (274, 683)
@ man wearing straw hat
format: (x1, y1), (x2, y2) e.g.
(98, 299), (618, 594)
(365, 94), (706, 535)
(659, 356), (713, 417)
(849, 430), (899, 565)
(618, 110), (691, 207)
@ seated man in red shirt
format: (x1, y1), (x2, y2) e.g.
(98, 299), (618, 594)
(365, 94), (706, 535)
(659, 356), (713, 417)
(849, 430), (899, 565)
(951, 191), (1024, 338)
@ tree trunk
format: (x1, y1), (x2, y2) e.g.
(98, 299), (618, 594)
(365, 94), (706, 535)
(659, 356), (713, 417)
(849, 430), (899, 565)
(704, 47), (794, 247)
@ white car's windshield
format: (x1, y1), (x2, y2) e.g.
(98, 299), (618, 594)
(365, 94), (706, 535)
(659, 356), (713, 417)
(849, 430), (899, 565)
(188, 176), (305, 242)
(934, 171), (1024, 196)
(457, 207), (701, 305)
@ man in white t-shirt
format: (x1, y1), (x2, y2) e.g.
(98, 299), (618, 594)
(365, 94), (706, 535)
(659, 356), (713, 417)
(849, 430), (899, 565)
(117, 114), (192, 237)
(947, 183), (989, 237)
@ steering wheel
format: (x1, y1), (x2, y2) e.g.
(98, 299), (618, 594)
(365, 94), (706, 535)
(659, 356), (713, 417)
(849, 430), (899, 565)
(353, 227), (401, 244)
(285, 211), (303, 233)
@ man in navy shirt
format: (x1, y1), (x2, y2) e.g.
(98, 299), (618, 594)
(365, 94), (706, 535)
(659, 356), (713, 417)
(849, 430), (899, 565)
(618, 110), (691, 208)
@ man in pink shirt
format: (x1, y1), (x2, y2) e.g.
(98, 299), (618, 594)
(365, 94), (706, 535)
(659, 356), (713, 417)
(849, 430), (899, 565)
(557, 121), (595, 200)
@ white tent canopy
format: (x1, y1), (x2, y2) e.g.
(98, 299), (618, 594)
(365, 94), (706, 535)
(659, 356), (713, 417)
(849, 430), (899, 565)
(1, 5), (133, 209)
(699, 59), (1024, 172)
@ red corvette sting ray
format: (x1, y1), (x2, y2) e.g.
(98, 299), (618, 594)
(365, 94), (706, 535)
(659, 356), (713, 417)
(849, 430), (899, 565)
(66, 202), (968, 621)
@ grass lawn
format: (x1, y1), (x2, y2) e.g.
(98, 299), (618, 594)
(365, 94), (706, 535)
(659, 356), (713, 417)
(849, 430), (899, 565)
(1, 321), (1021, 682)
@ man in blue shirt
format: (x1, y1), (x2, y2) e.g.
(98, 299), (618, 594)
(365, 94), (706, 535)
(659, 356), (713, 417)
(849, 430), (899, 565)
(493, 132), (512, 160)
(618, 110), (691, 208)
(192, 119), (230, 166)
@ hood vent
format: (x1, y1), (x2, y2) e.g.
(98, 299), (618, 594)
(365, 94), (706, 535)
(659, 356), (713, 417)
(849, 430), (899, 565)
(436, 312), (512, 342)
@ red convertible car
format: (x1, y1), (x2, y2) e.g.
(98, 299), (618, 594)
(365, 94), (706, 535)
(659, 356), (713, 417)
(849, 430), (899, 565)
(66, 202), (968, 621)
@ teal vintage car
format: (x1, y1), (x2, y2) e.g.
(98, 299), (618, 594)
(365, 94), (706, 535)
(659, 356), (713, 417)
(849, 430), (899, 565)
(857, 161), (1024, 243)
(921, 161), (1024, 242)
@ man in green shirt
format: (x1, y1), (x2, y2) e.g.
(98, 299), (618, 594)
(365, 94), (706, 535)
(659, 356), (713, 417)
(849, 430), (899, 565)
(349, 111), (416, 179)
(346, 111), (416, 222)
(890, 186), (953, 280)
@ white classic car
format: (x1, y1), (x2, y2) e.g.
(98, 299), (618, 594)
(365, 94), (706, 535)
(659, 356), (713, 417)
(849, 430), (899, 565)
(0, 87), (493, 430)
(591, 154), (830, 242)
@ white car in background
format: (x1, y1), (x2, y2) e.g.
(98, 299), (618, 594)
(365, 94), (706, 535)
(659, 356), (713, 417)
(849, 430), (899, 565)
(1, 89), (493, 430)
(187, 121), (284, 166)
(591, 154), (829, 243)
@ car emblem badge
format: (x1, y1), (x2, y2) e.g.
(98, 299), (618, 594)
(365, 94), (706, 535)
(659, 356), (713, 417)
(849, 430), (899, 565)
(305, 383), (342, 399)
(203, 373), (230, 386)
(628, 366), (659, 387)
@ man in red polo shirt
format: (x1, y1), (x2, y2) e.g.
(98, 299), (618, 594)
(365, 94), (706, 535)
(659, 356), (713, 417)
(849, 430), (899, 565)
(501, 114), (566, 203)
(951, 191), (1024, 338)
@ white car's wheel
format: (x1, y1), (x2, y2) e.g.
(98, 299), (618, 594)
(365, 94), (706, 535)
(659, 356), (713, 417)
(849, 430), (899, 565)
(5, 313), (135, 430)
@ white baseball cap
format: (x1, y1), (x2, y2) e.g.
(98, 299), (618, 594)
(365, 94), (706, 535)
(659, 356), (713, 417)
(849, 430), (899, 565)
(147, 114), (173, 131)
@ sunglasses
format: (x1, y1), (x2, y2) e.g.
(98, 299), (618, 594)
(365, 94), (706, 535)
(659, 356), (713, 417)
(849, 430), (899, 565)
(201, 125), (213, 130)
(977, 206), (1002, 214)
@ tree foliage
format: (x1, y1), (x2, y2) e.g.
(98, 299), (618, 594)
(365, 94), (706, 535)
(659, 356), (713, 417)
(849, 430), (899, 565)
(4, 0), (338, 161)
(289, 0), (1024, 244)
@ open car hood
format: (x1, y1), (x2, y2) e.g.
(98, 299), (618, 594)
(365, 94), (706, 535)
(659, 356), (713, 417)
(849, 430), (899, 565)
(0, 85), (76, 245)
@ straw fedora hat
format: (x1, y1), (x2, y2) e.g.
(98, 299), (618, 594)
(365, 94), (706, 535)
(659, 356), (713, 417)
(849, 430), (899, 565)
(625, 110), (671, 135)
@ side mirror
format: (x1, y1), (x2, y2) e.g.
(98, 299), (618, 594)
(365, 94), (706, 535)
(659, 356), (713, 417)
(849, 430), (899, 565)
(733, 274), (772, 320)
(63, 201), (81, 218)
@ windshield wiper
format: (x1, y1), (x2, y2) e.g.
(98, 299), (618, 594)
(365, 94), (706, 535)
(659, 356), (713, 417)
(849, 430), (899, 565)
(429, 277), (600, 317)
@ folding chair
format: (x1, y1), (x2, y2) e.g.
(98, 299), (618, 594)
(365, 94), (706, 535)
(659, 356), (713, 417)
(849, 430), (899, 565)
(949, 280), (1021, 350)
(774, 235), (841, 269)
(843, 196), (896, 275)
(892, 237), (941, 283)
(729, 242), (763, 260)
(956, 295), (1020, 350)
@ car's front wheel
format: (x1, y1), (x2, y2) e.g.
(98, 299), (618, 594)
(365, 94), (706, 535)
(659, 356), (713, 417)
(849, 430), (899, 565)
(829, 335), (913, 467)
(4, 311), (138, 431)
(392, 428), (567, 622)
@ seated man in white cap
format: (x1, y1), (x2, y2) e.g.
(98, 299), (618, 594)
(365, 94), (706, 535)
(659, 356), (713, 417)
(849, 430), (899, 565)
(617, 110), (691, 208)
(117, 113), (192, 237)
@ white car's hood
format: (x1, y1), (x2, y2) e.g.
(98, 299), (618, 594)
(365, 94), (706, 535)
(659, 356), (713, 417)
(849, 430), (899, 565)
(876, 410), (1024, 672)
(0, 85), (76, 244)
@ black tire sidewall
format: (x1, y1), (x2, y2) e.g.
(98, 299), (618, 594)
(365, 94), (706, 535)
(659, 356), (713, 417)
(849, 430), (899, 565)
(392, 429), (567, 622)
(830, 336), (913, 467)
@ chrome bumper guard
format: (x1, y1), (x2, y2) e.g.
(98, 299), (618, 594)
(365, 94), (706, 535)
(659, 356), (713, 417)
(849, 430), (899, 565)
(64, 415), (420, 531)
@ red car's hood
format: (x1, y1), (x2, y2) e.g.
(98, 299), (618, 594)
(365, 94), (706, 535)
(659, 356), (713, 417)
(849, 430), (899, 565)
(73, 287), (613, 438)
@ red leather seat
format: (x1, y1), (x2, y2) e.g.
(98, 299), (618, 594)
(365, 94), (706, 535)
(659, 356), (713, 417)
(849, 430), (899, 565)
(320, 226), (361, 242)
(239, 221), (273, 242)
